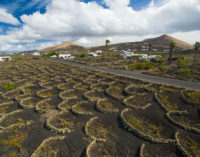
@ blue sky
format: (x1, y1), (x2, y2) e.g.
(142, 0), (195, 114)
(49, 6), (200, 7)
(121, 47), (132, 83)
(0, 0), (48, 33)
(0, 0), (200, 52)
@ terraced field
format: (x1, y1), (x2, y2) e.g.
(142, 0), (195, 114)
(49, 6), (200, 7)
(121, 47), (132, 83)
(0, 58), (199, 157)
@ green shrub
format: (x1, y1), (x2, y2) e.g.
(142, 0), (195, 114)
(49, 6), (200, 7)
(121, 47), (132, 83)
(159, 66), (168, 72)
(15, 57), (23, 60)
(144, 62), (155, 70)
(176, 59), (186, 68)
(4, 83), (15, 90)
(134, 62), (145, 70)
(152, 57), (164, 63)
(80, 53), (86, 58)
(33, 56), (39, 60)
(129, 62), (155, 70)
(128, 64), (136, 70)
(178, 69), (191, 76)
(43, 52), (58, 57)
(102, 52), (110, 58)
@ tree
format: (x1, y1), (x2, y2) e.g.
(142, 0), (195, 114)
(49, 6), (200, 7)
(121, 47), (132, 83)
(168, 41), (176, 65)
(148, 43), (152, 51)
(193, 42), (200, 68)
(105, 40), (110, 47)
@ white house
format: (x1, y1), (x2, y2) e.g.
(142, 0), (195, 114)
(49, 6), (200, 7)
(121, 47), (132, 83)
(123, 51), (134, 59)
(96, 50), (102, 54)
(59, 54), (72, 59)
(88, 52), (98, 57)
(123, 51), (148, 59)
(88, 52), (101, 57)
(51, 55), (57, 58)
(32, 51), (40, 56)
(148, 55), (160, 59)
(0, 56), (11, 61)
(141, 46), (149, 52)
(139, 54), (148, 59)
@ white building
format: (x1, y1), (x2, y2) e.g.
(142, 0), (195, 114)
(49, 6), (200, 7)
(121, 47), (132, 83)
(51, 55), (57, 58)
(141, 46), (149, 52)
(139, 54), (148, 59)
(148, 55), (160, 59)
(96, 50), (102, 53)
(123, 51), (148, 60)
(59, 54), (72, 59)
(123, 51), (134, 59)
(88, 52), (101, 57)
(32, 52), (40, 56)
(0, 56), (11, 61)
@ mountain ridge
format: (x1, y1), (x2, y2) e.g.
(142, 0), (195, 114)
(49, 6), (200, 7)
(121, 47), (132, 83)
(41, 42), (85, 53)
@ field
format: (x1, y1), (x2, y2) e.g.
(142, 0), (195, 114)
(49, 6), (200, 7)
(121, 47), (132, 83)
(0, 57), (200, 157)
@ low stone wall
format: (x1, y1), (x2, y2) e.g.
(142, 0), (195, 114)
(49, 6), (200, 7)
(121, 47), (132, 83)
(84, 116), (106, 142)
(71, 101), (94, 115)
(19, 97), (35, 109)
(123, 95), (151, 110)
(166, 111), (200, 134)
(181, 90), (199, 106)
(84, 90), (101, 102)
(96, 98), (118, 113)
(86, 140), (97, 157)
(120, 108), (176, 143)
(35, 98), (52, 113)
(46, 111), (72, 134)
(139, 143), (145, 157)
(175, 132), (193, 157)
(59, 89), (78, 101)
(0, 109), (33, 132)
(36, 87), (53, 98)
(31, 136), (66, 157)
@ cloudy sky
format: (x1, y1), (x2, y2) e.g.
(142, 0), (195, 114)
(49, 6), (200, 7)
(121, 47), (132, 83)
(0, 0), (200, 52)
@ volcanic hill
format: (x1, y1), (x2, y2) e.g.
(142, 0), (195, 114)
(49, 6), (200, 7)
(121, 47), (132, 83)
(42, 42), (85, 53)
(143, 34), (193, 50)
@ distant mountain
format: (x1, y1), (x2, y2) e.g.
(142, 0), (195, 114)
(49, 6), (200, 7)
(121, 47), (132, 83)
(18, 50), (37, 54)
(41, 35), (193, 54)
(42, 42), (85, 53)
(143, 34), (193, 50)
(88, 34), (194, 52)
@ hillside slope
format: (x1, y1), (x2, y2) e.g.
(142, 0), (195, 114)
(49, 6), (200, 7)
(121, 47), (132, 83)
(42, 42), (85, 53)
(143, 34), (193, 50)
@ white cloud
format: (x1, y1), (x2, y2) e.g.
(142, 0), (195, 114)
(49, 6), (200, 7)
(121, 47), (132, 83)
(104, 0), (130, 9)
(0, 0), (200, 52)
(0, 8), (20, 25)
(170, 31), (200, 45)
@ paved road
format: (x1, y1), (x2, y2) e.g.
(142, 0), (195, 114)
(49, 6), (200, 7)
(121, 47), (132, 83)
(46, 58), (200, 91)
